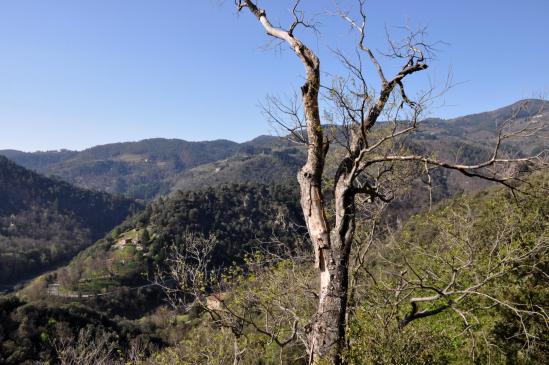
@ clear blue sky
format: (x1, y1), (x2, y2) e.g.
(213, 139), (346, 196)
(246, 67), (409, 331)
(0, 0), (547, 151)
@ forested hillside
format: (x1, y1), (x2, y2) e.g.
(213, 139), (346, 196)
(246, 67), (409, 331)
(11, 171), (545, 364)
(36, 183), (303, 307)
(0, 156), (140, 287)
(6, 160), (547, 364)
(1, 139), (242, 200)
(169, 147), (305, 193)
(2, 100), (546, 201)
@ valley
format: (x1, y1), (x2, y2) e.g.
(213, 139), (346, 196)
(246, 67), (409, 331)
(1, 101), (547, 364)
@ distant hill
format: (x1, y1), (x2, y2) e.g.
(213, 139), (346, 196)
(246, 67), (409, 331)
(169, 147), (305, 194)
(0, 149), (78, 170)
(175, 99), (547, 201)
(1, 139), (242, 200)
(0, 156), (140, 287)
(417, 99), (547, 156)
(409, 99), (548, 197)
(1, 99), (547, 201)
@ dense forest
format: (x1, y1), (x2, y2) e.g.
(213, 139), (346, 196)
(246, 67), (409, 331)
(44, 183), (304, 300)
(0, 156), (140, 287)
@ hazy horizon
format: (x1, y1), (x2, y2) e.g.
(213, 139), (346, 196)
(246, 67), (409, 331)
(2, 97), (546, 153)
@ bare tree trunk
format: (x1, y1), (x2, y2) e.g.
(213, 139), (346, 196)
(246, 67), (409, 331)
(311, 239), (351, 364)
(305, 171), (355, 364)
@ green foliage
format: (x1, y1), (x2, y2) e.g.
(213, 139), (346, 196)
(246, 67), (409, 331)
(0, 295), (162, 364)
(153, 254), (316, 364)
(346, 306), (456, 365)
(348, 173), (549, 364)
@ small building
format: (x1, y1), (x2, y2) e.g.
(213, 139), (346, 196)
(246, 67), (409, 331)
(47, 283), (61, 296)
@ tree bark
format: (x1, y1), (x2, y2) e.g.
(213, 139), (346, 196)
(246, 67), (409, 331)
(305, 168), (355, 364)
(310, 238), (353, 363)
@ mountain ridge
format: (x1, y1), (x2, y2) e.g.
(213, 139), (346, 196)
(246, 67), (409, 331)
(1, 99), (547, 200)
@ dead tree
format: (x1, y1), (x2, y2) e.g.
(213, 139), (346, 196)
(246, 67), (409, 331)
(233, 1), (547, 363)
(52, 326), (116, 365)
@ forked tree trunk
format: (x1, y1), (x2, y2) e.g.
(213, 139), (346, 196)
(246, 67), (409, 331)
(237, 2), (355, 363)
